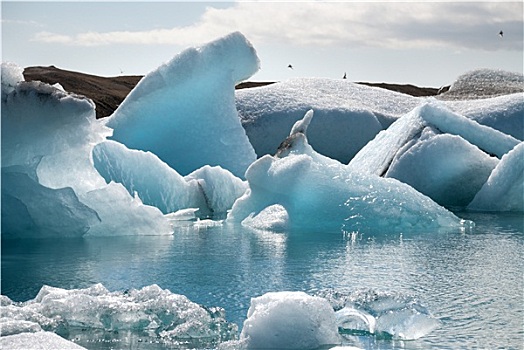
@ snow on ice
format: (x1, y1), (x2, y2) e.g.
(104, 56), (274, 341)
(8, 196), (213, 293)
(2, 31), (523, 240)
(236, 77), (420, 163)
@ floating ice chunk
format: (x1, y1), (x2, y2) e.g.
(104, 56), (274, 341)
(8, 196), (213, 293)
(240, 291), (340, 349)
(185, 165), (248, 218)
(241, 204), (289, 232)
(236, 78), (415, 162)
(229, 110), (466, 232)
(81, 182), (172, 236)
(240, 209), (282, 232)
(385, 134), (499, 208)
(94, 140), (246, 218)
(2, 284), (237, 346)
(420, 101), (520, 158)
(1, 170), (100, 239)
(106, 32), (258, 178)
(93, 140), (205, 214)
(1, 63), (172, 237)
(165, 208), (200, 222)
(331, 289), (440, 340)
(468, 142), (524, 212)
(0, 331), (87, 350)
(349, 102), (515, 209)
(336, 307), (376, 334)
(0, 320), (42, 336)
(193, 219), (224, 228)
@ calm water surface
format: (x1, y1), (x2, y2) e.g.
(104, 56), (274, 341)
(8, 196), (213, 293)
(2, 212), (523, 349)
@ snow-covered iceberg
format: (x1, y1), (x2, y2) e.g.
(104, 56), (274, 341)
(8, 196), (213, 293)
(439, 68), (524, 101)
(1, 63), (172, 238)
(105, 31), (258, 178)
(236, 78), (420, 163)
(236, 69), (523, 164)
(228, 110), (468, 232)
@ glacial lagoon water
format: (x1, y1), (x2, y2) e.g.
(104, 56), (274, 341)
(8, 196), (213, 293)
(2, 212), (523, 349)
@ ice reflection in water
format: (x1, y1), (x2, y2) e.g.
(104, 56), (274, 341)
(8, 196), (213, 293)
(1, 213), (523, 349)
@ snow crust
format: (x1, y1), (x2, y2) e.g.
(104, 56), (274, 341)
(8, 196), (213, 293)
(440, 68), (524, 100)
(105, 31), (258, 178)
(0, 332), (87, 350)
(236, 78), (419, 162)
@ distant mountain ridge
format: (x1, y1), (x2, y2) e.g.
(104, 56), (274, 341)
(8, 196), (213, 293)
(23, 65), (446, 119)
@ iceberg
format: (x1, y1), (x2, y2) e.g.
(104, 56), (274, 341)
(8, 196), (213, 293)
(93, 140), (247, 218)
(236, 77), (420, 162)
(349, 102), (518, 209)
(239, 291), (340, 349)
(228, 110), (467, 233)
(439, 68), (524, 101)
(105, 32), (258, 178)
(468, 142), (524, 212)
(1, 62), (172, 237)
(236, 70), (523, 164)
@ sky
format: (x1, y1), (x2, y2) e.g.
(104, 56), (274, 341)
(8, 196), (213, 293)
(1, 1), (523, 87)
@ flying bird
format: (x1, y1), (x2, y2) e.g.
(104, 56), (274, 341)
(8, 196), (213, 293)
(499, 30), (504, 38)
(288, 64), (294, 69)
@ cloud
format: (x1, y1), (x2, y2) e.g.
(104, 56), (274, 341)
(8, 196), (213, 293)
(32, 2), (523, 51)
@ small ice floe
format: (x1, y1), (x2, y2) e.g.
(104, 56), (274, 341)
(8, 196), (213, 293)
(329, 289), (440, 340)
(239, 291), (341, 349)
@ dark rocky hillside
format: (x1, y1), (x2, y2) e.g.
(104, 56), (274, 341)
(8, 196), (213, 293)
(23, 65), (446, 119)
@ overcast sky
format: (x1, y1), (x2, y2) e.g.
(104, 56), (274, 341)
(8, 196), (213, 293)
(2, 1), (523, 87)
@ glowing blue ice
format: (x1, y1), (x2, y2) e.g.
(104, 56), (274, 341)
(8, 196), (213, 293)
(228, 110), (467, 232)
(106, 32), (258, 178)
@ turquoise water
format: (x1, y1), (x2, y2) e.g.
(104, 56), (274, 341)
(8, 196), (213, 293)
(2, 212), (523, 349)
